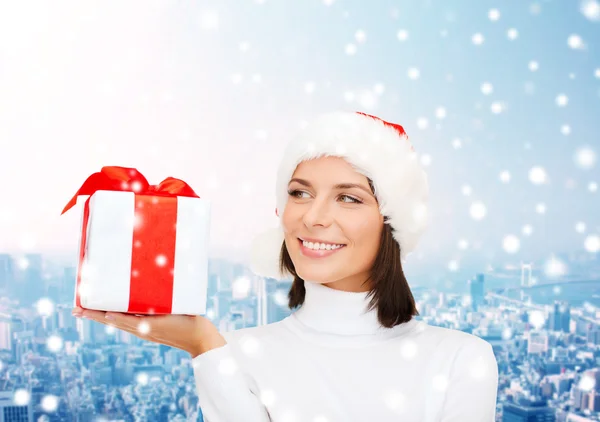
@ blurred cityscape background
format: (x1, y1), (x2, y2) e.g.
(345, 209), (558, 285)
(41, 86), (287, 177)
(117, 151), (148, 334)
(0, 252), (598, 421)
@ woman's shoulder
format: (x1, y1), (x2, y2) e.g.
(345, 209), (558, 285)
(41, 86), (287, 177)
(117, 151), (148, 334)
(410, 320), (496, 366)
(416, 319), (492, 347)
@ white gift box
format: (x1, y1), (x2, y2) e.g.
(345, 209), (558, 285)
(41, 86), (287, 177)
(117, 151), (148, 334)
(74, 190), (210, 315)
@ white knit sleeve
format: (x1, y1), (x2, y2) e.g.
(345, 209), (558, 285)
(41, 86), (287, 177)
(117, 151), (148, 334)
(192, 343), (271, 422)
(439, 338), (499, 422)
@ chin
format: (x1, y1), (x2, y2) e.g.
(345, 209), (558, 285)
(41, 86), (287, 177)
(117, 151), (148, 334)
(294, 266), (340, 285)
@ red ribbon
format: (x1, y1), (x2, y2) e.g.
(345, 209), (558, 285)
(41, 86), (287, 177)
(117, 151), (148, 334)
(62, 166), (200, 314)
(61, 166), (199, 215)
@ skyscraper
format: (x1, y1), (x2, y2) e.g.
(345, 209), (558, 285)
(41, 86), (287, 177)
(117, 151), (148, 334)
(469, 273), (485, 312)
(549, 301), (571, 333)
(0, 391), (33, 422)
(502, 400), (555, 421)
(0, 254), (13, 291)
(0, 316), (11, 351)
(255, 276), (268, 326)
(12, 254), (44, 306)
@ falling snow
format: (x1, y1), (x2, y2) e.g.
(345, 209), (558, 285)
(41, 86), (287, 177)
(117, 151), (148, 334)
(528, 310), (546, 329)
(41, 395), (59, 412)
(36, 298), (55, 317)
(584, 235), (600, 253)
(13, 389), (30, 406)
(574, 146), (596, 169)
(481, 82), (493, 95)
(507, 28), (519, 40)
(407, 67), (420, 80)
(138, 321), (150, 335)
(46, 335), (64, 352)
(578, 373), (596, 391)
(528, 166), (548, 185)
(544, 256), (568, 277)
(568, 34), (586, 50)
(472, 33), (485, 45)
(556, 94), (569, 107)
(0, 2), (597, 421)
(502, 235), (521, 254)
(232, 276), (252, 299)
(581, 0), (600, 21)
(469, 201), (487, 220)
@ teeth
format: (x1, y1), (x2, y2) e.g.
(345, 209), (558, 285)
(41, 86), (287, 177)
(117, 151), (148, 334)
(302, 240), (344, 250)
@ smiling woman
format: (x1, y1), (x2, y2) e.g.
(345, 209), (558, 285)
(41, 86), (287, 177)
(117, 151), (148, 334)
(193, 111), (499, 421)
(75, 111), (499, 422)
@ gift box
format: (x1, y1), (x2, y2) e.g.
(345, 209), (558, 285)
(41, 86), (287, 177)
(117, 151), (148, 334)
(61, 166), (210, 315)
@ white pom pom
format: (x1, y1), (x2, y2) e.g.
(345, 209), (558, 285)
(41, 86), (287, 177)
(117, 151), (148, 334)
(249, 227), (287, 279)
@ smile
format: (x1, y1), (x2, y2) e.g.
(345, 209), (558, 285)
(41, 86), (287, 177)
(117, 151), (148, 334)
(297, 237), (346, 258)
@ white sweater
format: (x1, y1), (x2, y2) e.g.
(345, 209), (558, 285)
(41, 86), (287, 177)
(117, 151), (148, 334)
(192, 281), (499, 422)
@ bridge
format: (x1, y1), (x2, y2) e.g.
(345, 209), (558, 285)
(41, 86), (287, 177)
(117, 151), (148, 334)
(486, 292), (545, 311)
(492, 278), (600, 294)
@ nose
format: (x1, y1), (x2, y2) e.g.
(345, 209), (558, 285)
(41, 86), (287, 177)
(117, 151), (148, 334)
(302, 197), (333, 229)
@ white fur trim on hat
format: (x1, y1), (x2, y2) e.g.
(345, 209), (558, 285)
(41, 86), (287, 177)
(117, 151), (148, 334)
(250, 111), (430, 279)
(249, 226), (286, 279)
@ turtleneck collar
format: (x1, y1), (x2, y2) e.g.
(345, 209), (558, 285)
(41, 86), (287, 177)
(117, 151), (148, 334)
(288, 281), (420, 340)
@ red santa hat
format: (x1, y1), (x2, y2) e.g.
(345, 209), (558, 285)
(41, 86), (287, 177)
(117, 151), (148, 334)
(250, 111), (430, 279)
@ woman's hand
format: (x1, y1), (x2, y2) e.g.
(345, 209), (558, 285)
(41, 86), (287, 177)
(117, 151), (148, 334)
(71, 306), (226, 357)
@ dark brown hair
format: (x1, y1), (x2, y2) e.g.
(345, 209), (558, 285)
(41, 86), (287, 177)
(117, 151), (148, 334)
(279, 179), (419, 329)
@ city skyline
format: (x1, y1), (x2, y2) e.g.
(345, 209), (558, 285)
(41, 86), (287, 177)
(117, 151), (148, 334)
(0, 251), (599, 420)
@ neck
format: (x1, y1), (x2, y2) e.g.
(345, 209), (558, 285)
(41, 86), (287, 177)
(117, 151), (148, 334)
(322, 272), (372, 293)
(292, 280), (385, 335)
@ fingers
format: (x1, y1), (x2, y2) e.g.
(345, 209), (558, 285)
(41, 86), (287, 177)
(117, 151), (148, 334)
(74, 308), (142, 332)
(74, 308), (159, 339)
(75, 308), (107, 321)
(71, 308), (183, 351)
(78, 310), (153, 340)
(104, 311), (145, 329)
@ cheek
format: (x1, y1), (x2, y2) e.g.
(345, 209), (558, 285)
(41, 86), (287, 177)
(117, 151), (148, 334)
(281, 203), (304, 229)
(281, 209), (301, 241)
(345, 216), (382, 248)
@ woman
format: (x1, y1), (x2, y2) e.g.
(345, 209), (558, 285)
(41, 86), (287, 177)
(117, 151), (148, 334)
(73, 111), (499, 421)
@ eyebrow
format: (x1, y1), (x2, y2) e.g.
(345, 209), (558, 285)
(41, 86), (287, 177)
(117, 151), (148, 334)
(289, 178), (374, 196)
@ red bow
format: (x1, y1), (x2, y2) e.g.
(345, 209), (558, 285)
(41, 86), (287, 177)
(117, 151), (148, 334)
(61, 166), (199, 215)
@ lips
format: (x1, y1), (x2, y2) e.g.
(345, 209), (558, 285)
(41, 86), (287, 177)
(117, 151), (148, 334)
(297, 238), (346, 258)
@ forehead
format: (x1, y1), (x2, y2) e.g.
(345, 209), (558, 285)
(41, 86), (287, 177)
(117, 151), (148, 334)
(291, 156), (368, 184)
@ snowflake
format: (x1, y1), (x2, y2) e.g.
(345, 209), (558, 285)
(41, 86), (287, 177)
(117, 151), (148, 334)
(41, 395), (59, 412)
(502, 235), (520, 254)
(469, 201), (487, 220)
(581, 0), (600, 21)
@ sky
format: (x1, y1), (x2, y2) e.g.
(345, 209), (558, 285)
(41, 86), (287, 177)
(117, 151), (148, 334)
(0, 0), (598, 279)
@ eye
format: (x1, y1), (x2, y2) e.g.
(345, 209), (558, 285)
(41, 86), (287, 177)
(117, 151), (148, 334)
(288, 189), (309, 199)
(339, 194), (363, 204)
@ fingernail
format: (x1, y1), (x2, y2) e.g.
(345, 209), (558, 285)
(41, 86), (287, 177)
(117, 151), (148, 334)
(105, 314), (115, 320)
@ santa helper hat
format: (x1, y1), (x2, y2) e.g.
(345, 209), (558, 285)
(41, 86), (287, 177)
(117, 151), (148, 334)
(250, 111), (430, 279)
